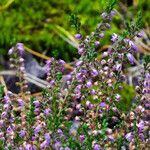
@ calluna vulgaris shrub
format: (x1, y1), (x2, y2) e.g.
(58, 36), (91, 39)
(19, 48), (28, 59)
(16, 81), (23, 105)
(0, 6), (150, 150)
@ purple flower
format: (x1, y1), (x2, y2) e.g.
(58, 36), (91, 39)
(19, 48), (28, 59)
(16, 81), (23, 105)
(128, 40), (138, 51)
(57, 129), (63, 137)
(86, 80), (92, 88)
(59, 59), (65, 65)
(65, 74), (72, 81)
(54, 141), (61, 150)
(93, 144), (101, 150)
(65, 147), (71, 150)
(90, 89), (96, 95)
(137, 120), (145, 131)
(114, 64), (122, 71)
(1, 111), (7, 119)
(0, 120), (4, 128)
(111, 33), (118, 42)
(33, 100), (40, 108)
(99, 33), (104, 38)
(18, 99), (24, 107)
(95, 41), (100, 47)
(3, 104), (10, 110)
(76, 60), (83, 67)
(3, 95), (10, 103)
(78, 48), (84, 55)
(105, 23), (111, 29)
(34, 125), (41, 134)
(127, 53), (135, 64)
(91, 69), (98, 77)
(25, 144), (32, 150)
(16, 43), (24, 56)
(40, 140), (49, 148)
(8, 48), (14, 55)
(115, 94), (121, 102)
(75, 34), (82, 40)
(6, 126), (13, 135)
(19, 130), (26, 138)
(44, 133), (51, 142)
(34, 108), (40, 115)
(99, 102), (106, 107)
(137, 31), (145, 38)
(79, 134), (85, 143)
(44, 108), (51, 116)
(125, 132), (133, 142)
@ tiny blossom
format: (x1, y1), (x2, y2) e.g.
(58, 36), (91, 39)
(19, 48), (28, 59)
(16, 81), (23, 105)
(95, 41), (100, 47)
(93, 144), (101, 150)
(79, 134), (85, 143)
(78, 48), (84, 55)
(34, 125), (41, 134)
(75, 34), (82, 40)
(128, 40), (138, 51)
(54, 141), (61, 149)
(105, 23), (111, 29)
(19, 130), (26, 138)
(125, 132), (133, 142)
(16, 43), (24, 56)
(115, 94), (121, 101)
(8, 48), (14, 55)
(91, 69), (98, 77)
(99, 102), (106, 107)
(76, 60), (83, 67)
(44, 108), (51, 116)
(86, 80), (92, 88)
(33, 100), (40, 107)
(127, 53), (135, 64)
(64, 147), (71, 150)
(111, 33), (118, 42)
(99, 33), (104, 38)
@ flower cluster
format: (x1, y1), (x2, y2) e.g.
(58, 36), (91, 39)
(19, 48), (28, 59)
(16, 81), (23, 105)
(0, 9), (149, 150)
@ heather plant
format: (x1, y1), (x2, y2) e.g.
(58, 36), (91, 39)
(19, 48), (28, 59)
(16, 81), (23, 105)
(0, 2), (150, 150)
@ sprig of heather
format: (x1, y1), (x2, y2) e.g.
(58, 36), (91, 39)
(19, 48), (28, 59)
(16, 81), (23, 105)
(8, 43), (30, 96)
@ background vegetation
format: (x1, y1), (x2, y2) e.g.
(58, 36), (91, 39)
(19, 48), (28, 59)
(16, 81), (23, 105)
(0, 0), (149, 63)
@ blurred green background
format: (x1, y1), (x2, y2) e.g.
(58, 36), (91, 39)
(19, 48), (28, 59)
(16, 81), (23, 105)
(0, 0), (149, 62)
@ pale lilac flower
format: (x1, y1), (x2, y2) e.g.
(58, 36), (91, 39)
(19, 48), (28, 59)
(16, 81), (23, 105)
(40, 140), (49, 148)
(111, 33), (118, 42)
(127, 53), (135, 64)
(16, 43), (24, 56)
(91, 69), (98, 77)
(79, 135), (85, 143)
(76, 60), (83, 67)
(54, 141), (61, 150)
(78, 48), (84, 55)
(44, 108), (51, 116)
(34, 125), (41, 134)
(125, 132), (133, 142)
(99, 102), (106, 107)
(115, 94), (121, 101)
(19, 130), (26, 138)
(25, 144), (32, 150)
(33, 100), (40, 107)
(65, 147), (71, 150)
(86, 80), (92, 88)
(44, 133), (50, 142)
(75, 34), (82, 40)
(128, 40), (138, 51)
(18, 99), (24, 107)
(8, 48), (14, 55)
(95, 41), (100, 47)
(93, 144), (101, 150)
(99, 33), (104, 38)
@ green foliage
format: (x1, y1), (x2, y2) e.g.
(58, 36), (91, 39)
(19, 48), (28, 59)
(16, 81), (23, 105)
(118, 84), (135, 112)
(0, 85), (4, 98)
(0, 0), (149, 61)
